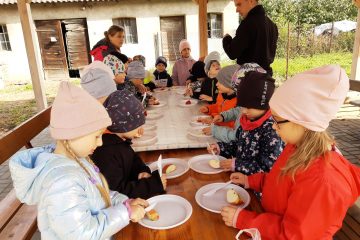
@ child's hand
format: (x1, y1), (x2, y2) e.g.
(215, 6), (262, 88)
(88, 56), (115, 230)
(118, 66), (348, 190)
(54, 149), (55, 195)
(138, 172), (151, 179)
(220, 159), (233, 171)
(221, 206), (238, 227)
(161, 175), (167, 190)
(230, 172), (247, 186)
(115, 73), (126, 84)
(130, 205), (146, 222)
(213, 115), (224, 123)
(185, 88), (193, 96)
(137, 84), (147, 94)
(199, 94), (213, 102)
(207, 143), (220, 155)
(130, 198), (149, 208)
(199, 106), (209, 114)
(201, 117), (213, 125)
(202, 127), (212, 136)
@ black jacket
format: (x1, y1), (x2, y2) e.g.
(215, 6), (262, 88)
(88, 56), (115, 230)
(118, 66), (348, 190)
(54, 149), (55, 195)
(223, 5), (278, 76)
(192, 77), (218, 104)
(91, 134), (165, 199)
(153, 70), (173, 88)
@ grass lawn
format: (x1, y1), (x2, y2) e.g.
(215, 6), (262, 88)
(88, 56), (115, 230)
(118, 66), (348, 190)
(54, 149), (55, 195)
(0, 79), (80, 137)
(272, 52), (353, 83)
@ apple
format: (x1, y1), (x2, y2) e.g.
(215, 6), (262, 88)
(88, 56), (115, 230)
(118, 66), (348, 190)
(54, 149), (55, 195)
(226, 189), (244, 205)
(162, 164), (177, 174)
(208, 159), (220, 169)
(146, 209), (159, 221)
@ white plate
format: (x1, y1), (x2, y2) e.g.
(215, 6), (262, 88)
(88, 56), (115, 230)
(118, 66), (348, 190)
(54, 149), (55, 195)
(148, 101), (167, 108)
(132, 132), (157, 147)
(189, 115), (212, 127)
(187, 126), (212, 138)
(175, 88), (187, 95)
(195, 183), (250, 214)
(178, 99), (199, 107)
(139, 194), (193, 230)
(148, 158), (190, 179)
(153, 87), (169, 93)
(188, 154), (226, 174)
(146, 111), (164, 120)
(143, 123), (157, 132)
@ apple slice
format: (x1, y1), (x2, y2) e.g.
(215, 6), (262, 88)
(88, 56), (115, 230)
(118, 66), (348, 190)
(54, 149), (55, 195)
(162, 164), (177, 174)
(208, 159), (220, 169)
(226, 188), (244, 205)
(146, 209), (159, 221)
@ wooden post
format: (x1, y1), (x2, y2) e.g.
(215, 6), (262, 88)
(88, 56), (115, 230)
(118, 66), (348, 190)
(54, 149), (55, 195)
(198, 0), (208, 59)
(17, 0), (47, 110)
(351, 9), (360, 80)
(286, 22), (290, 80)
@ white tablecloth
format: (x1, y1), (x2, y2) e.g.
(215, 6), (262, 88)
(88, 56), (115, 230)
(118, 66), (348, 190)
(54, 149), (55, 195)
(133, 88), (216, 152)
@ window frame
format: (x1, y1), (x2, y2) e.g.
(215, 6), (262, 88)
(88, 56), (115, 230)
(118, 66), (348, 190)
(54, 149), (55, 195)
(112, 18), (139, 44)
(207, 13), (224, 39)
(0, 24), (12, 51)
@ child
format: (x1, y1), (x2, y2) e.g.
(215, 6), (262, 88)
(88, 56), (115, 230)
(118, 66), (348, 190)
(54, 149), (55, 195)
(81, 61), (117, 104)
(208, 71), (283, 175)
(199, 51), (221, 103)
(209, 63), (268, 143)
(186, 60), (207, 98)
(172, 39), (196, 86)
(198, 65), (239, 131)
(152, 56), (173, 89)
(91, 25), (124, 61)
(9, 82), (148, 239)
(92, 89), (166, 199)
(221, 65), (360, 240)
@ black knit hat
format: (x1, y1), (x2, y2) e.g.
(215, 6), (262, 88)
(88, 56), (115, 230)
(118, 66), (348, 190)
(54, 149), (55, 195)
(109, 51), (129, 64)
(190, 61), (207, 79)
(104, 89), (145, 133)
(237, 71), (275, 110)
(155, 56), (168, 68)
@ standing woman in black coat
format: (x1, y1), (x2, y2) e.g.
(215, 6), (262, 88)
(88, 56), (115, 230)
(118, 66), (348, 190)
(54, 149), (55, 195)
(223, 0), (278, 76)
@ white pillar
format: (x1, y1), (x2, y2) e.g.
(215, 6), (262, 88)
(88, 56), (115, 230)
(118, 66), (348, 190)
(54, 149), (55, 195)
(351, 9), (360, 81)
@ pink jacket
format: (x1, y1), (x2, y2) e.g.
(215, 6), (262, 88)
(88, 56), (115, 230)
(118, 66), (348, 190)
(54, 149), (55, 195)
(171, 57), (196, 86)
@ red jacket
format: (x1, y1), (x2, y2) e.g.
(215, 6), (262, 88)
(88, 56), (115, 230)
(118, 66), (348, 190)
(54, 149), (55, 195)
(236, 144), (360, 240)
(206, 93), (237, 128)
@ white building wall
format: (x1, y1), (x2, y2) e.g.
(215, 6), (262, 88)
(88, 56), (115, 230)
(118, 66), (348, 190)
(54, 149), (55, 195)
(0, 0), (238, 83)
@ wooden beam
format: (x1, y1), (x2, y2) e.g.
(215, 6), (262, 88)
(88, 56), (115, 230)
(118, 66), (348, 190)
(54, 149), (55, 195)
(351, 9), (360, 81)
(198, 0), (208, 59)
(17, 0), (47, 111)
(350, 79), (360, 92)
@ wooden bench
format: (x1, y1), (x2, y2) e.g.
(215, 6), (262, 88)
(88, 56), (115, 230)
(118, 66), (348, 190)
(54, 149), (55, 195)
(0, 107), (51, 240)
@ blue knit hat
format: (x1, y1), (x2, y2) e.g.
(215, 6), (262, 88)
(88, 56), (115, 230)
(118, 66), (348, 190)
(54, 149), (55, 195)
(127, 61), (146, 79)
(104, 89), (145, 133)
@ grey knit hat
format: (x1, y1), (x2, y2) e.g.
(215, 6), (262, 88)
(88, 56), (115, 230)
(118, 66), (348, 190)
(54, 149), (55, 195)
(127, 61), (146, 79)
(216, 64), (240, 90)
(81, 62), (117, 99)
(204, 51), (221, 72)
(104, 89), (145, 133)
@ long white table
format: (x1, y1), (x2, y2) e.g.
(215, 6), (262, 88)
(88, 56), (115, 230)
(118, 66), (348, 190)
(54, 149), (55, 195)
(133, 88), (217, 152)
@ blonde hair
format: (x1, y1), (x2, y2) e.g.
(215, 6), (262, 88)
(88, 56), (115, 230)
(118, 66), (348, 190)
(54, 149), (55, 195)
(63, 140), (112, 207)
(281, 130), (335, 180)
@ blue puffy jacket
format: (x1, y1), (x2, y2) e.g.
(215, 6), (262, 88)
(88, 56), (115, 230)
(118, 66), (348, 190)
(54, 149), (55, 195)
(9, 145), (130, 240)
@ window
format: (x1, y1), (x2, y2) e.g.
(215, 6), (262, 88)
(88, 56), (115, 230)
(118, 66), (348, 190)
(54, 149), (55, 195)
(207, 13), (223, 39)
(0, 25), (11, 51)
(113, 18), (138, 44)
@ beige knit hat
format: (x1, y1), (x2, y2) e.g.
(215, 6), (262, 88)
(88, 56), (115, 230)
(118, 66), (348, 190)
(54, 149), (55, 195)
(50, 81), (112, 140)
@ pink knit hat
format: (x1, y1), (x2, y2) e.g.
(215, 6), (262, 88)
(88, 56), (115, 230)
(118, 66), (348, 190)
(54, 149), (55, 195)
(50, 81), (112, 140)
(179, 39), (191, 53)
(270, 65), (349, 132)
